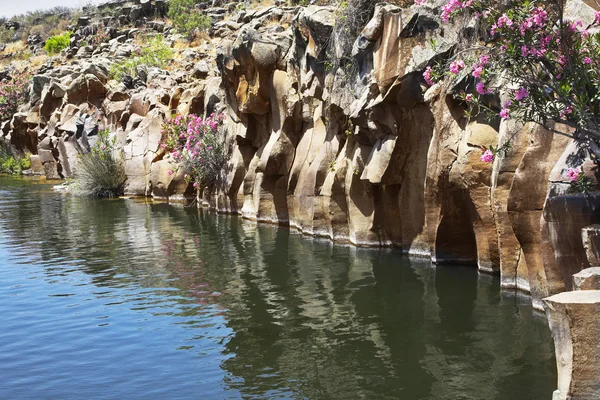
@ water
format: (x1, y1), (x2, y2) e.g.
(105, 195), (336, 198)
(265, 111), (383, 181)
(0, 176), (556, 399)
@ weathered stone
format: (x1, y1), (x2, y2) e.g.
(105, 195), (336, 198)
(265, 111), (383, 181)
(544, 291), (600, 400)
(582, 225), (600, 267)
(193, 61), (210, 79)
(573, 267), (600, 290)
(543, 194), (600, 294)
(149, 158), (192, 200)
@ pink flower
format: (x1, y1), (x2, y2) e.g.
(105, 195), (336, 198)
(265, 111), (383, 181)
(465, 93), (473, 101)
(514, 87), (529, 101)
(565, 167), (581, 182)
(521, 46), (528, 57)
(480, 149), (494, 163)
(449, 59), (465, 74)
(500, 107), (510, 120)
(472, 64), (483, 78)
(584, 57), (592, 64)
(595, 11), (600, 25)
(193, 182), (199, 188)
(168, 170), (173, 176)
(423, 66), (434, 86)
(497, 14), (513, 28)
(476, 82), (487, 95)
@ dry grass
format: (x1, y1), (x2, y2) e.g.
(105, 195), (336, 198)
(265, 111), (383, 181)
(2, 41), (26, 54)
(248, 0), (276, 8)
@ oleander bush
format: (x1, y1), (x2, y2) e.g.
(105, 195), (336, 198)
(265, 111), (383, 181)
(0, 71), (30, 122)
(160, 113), (227, 188)
(420, 0), (600, 177)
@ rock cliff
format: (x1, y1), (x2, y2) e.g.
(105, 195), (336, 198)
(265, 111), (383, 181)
(1, 0), (599, 310)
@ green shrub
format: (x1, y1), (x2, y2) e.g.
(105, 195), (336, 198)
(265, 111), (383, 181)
(109, 35), (174, 81)
(0, 143), (30, 174)
(72, 130), (126, 197)
(168, 0), (212, 39)
(44, 31), (71, 55)
(0, 27), (15, 44)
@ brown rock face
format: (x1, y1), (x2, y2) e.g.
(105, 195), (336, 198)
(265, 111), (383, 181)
(543, 291), (600, 400)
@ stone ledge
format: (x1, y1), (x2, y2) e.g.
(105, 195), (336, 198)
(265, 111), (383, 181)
(573, 267), (600, 290)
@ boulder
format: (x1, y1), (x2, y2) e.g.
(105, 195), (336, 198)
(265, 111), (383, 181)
(544, 291), (600, 400)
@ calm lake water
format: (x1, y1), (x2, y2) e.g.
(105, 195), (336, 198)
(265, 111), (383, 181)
(0, 176), (556, 399)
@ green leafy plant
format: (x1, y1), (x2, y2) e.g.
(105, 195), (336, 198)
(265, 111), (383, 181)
(109, 35), (174, 81)
(72, 129), (126, 197)
(0, 143), (30, 174)
(44, 31), (71, 55)
(168, 0), (212, 39)
(328, 159), (336, 172)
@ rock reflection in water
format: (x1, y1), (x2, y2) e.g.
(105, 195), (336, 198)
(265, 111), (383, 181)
(0, 177), (555, 399)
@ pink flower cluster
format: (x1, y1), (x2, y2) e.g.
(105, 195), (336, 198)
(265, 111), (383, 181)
(160, 112), (226, 187)
(0, 71), (30, 122)
(514, 87), (529, 101)
(441, 0), (473, 23)
(480, 149), (494, 163)
(565, 167), (581, 182)
(423, 66), (434, 86)
(449, 59), (465, 74)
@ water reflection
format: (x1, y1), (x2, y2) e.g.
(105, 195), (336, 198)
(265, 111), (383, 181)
(0, 177), (555, 399)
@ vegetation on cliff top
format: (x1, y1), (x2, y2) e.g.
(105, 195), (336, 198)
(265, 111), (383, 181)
(44, 31), (72, 55)
(109, 35), (174, 81)
(168, 0), (212, 39)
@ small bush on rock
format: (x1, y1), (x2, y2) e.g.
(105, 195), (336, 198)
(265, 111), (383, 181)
(72, 129), (126, 198)
(160, 113), (227, 188)
(0, 71), (30, 122)
(168, 0), (212, 39)
(44, 31), (71, 55)
(326, 0), (375, 77)
(109, 35), (174, 81)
